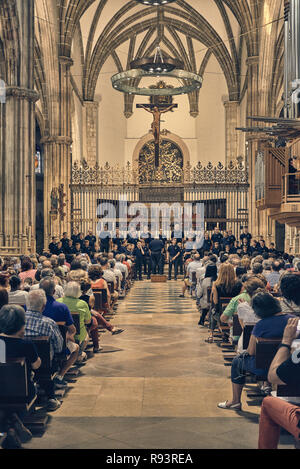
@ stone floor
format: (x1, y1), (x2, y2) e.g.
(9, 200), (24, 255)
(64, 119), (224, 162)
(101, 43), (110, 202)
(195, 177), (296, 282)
(24, 280), (294, 449)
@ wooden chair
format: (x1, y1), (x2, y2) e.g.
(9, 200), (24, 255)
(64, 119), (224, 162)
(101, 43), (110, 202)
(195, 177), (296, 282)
(0, 357), (47, 437)
(107, 281), (114, 295)
(243, 325), (254, 350)
(277, 384), (300, 398)
(232, 314), (243, 337)
(71, 313), (80, 336)
(218, 297), (232, 341)
(25, 336), (57, 383)
(93, 289), (103, 312)
(0, 358), (37, 412)
(92, 288), (108, 312)
(255, 337), (282, 370)
(56, 323), (68, 360)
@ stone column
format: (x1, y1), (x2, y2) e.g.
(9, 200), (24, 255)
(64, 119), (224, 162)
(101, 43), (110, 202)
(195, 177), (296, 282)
(224, 100), (239, 166)
(42, 56), (73, 248)
(0, 0), (38, 255)
(82, 101), (99, 165)
(246, 56), (260, 237)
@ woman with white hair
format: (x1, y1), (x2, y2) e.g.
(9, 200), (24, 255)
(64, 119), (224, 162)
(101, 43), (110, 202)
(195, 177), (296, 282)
(57, 282), (95, 353)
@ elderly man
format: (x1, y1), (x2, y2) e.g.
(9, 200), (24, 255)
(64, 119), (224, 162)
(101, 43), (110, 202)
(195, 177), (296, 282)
(40, 278), (79, 388)
(25, 289), (63, 411)
(115, 254), (128, 292)
(179, 254), (202, 298)
(109, 259), (122, 292)
(30, 268), (64, 299)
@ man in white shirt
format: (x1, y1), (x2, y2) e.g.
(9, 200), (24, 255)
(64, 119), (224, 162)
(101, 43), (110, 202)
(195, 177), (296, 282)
(109, 259), (122, 292)
(115, 254), (128, 279)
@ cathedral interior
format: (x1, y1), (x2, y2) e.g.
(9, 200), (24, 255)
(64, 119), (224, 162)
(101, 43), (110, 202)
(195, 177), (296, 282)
(1, 0), (299, 254)
(1, 0), (300, 452)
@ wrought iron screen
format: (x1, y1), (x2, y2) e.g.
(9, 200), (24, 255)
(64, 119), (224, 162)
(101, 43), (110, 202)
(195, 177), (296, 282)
(70, 160), (249, 237)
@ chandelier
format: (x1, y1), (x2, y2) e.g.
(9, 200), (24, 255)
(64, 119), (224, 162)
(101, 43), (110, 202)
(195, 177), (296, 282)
(112, 2), (202, 96)
(134, 0), (177, 5)
(130, 46), (183, 73)
(111, 46), (202, 96)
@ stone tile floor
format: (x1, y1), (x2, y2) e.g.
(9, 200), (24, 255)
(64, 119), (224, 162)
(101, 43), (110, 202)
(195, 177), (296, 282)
(24, 281), (295, 449)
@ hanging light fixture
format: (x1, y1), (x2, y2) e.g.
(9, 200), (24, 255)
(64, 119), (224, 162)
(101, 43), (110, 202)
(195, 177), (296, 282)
(111, 68), (202, 96)
(130, 46), (183, 73)
(111, 2), (202, 96)
(134, 0), (177, 5)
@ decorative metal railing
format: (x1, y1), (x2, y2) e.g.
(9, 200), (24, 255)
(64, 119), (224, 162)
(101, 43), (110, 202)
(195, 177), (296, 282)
(70, 160), (249, 238)
(71, 160), (249, 186)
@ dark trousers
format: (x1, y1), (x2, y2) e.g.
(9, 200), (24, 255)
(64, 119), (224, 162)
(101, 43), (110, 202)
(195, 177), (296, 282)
(159, 255), (165, 275)
(151, 253), (161, 274)
(143, 257), (151, 277)
(168, 258), (179, 279)
(135, 260), (143, 279)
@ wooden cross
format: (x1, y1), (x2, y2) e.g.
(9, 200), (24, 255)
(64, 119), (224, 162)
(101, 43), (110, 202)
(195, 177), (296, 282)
(137, 103), (178, 167)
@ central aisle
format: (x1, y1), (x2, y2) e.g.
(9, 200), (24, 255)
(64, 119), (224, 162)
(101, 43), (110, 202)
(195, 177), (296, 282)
(26, 281), (265, 449)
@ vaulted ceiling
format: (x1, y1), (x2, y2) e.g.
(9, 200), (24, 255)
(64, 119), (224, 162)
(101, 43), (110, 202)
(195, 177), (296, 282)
(31, 0), (283, 124)
(77, 0), (244, 102)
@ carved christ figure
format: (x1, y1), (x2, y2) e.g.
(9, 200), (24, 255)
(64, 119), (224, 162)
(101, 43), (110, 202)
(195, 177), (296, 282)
(140, 104), (177, 145)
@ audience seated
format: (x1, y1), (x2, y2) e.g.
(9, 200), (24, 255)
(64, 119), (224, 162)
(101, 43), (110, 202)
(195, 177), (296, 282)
(197, 264), (217, 326)
(40, 278), (79, 387)
(0, 304), (41, 448)
(217, 292), (296, 410)
(206, 263), (242, 343)
(25, 289), (63, 411)
(279, 273), (300, 315)
(1, 226), (300, 449)
(57, 282), (93, 354)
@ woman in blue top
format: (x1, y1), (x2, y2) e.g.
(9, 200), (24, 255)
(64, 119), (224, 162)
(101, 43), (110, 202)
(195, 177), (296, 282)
(218, 291), (295, 411)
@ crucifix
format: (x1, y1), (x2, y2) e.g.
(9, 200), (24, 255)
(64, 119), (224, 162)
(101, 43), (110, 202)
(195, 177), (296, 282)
(137, 103), (178, 167)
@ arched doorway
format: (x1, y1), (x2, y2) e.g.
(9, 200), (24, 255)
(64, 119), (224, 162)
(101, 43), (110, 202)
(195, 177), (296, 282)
(35, 120), (44, 254)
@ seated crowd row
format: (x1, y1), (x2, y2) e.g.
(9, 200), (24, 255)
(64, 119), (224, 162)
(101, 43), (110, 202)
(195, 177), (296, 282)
(0, 251), (130, 449)
(183, 248), (300, 449)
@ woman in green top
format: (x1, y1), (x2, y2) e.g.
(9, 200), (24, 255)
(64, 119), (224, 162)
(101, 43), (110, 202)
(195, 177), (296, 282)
(57, 281), (91, 351)
(220, 276), (267, 326)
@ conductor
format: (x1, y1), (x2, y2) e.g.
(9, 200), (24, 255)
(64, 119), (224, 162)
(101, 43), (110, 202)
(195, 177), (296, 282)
(149, 237), (165, 275)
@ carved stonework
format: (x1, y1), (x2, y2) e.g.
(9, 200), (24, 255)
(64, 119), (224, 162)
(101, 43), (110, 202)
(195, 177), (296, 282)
(41, 135), (73, 145)
(83, 101), (99, 165)
(6, 86), (39, 102)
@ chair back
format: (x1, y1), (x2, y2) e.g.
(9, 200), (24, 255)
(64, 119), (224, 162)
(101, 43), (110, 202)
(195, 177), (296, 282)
(243, 325), (254, 349)
(93, 289), (104, 311)
(57, 323), (68, 350)
(232, 314), (243, 337)
(71, 313), (80, 335)
(219, 297), (232, 314)
(255, 337), (281, 369)
(0, 358), (28, 398)
(26, 336), (52, 370)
